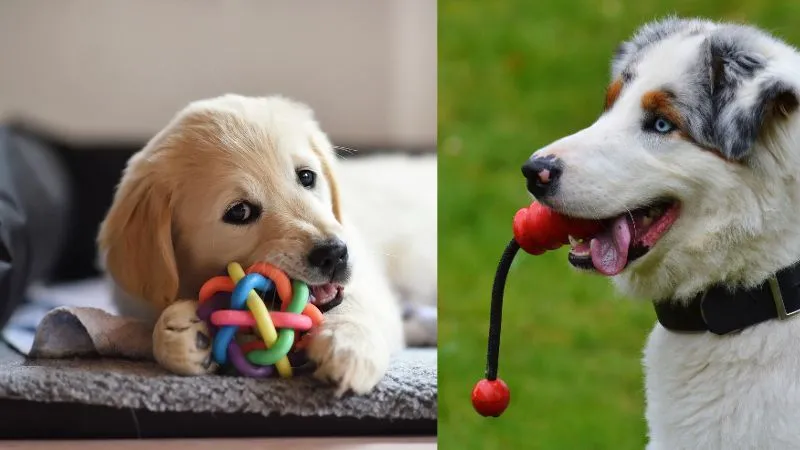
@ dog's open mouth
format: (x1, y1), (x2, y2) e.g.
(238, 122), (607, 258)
(309, 283), (344, 307)
(566, 200), (681, 276)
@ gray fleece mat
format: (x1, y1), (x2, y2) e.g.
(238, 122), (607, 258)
(0, 344), (437, 420)
(0, 278), (436, 421)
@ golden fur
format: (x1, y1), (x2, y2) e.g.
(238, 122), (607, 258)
(98, 94), (406, 394)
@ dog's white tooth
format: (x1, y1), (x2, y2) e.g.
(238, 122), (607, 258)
(642, 216), (653, 227)
(568, 235), (579, 247)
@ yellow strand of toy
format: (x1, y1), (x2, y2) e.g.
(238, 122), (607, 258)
(227, 262), (293, 378)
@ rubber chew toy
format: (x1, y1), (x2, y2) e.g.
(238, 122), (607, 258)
(513, 202), (605, 255)
(195, 262), (324, 378)
(471, 202), (603, 417)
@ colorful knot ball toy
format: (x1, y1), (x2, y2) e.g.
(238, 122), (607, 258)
(195, 261), (324, 378)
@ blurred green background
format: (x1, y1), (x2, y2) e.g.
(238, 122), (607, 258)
(438, 1), (800, 449)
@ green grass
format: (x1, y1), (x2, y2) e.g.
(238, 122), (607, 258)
(437, 1), (800, 448)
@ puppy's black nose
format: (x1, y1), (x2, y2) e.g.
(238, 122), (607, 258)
(522, 155), (563, 199)
(307, 239), (349, 277)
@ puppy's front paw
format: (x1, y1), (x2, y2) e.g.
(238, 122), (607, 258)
(307, 315), (390, 396)
(153, 300), (217, 375)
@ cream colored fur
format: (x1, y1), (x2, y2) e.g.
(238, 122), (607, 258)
(98, 94), (431, 395)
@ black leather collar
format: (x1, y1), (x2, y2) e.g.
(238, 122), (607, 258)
(653, 261), (800, 335)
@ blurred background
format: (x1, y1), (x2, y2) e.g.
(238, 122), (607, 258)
(0, 0), (436, 148)
(0, 0), (435, 352)
(438, 1), (800, 449)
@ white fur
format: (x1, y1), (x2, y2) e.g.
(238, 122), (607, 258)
(532, 20), (800, 449)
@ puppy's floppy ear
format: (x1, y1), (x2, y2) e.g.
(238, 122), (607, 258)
(97, 155), (178, 310)
(308, 125), (343, 224)
(706, 34), (799, 160)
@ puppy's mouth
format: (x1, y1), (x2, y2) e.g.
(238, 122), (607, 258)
(309, 283), (344, 308)
(566, 200), (680, 276)
(223, 264), (344, 309)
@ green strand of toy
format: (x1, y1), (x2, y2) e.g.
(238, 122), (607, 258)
(246, 281), (309, 366)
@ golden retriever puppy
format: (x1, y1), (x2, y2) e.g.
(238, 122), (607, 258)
(98, 94), (405, 395)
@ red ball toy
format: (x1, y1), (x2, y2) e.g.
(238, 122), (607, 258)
(512, 201), (603, 255)
(471, 378), (510, 417)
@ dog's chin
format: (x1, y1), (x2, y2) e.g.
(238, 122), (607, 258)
(563, 199), (681, 276)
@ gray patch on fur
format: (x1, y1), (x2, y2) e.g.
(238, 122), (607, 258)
(680, 25), (794, 159)
(611, 17), (716, 80)
(615, 17), (798, 160)
(722, 79), (797, 159)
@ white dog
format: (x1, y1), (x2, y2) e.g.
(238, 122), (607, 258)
(98, 94), (435, 395)
(523, 17), (800, 450)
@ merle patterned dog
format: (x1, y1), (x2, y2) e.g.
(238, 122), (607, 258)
(523, 17), (800, 450)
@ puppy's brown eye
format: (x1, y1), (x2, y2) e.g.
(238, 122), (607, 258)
(223, 201), (261, 225)
(297, 169), (316, 188)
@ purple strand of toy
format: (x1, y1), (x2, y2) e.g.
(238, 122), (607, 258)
(226, 341), (274, 377)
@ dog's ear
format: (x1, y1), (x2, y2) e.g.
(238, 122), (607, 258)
(97, 154), (178, 310)
(707, 35), (799, 160)
(308, 124), (343, 224)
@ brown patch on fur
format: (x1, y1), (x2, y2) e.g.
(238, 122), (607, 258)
(604, 79), (624, 110)
(641, 90), (684, 129)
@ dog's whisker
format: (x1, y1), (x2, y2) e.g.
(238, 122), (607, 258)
(334, 145), (359, 155)
(625, 207), (637, 238)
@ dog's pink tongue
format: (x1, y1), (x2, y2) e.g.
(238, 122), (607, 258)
(311, 284), (338, 305)
(589, 215), (632, 276)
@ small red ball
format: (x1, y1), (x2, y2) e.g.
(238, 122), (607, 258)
(471, 378), (510, 417)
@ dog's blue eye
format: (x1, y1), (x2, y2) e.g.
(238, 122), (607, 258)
(653, 117), (675, 134)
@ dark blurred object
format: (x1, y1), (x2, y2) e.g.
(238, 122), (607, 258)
(0, 123), (138, 331)
(0, 126), (72, 328)
(8, 125), (139, 282)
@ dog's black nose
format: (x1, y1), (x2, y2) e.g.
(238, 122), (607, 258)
(307, 239), (349, 277)
(522, 155), (563, 199)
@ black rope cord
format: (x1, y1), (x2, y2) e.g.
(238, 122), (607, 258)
(485, 238), (521, 381)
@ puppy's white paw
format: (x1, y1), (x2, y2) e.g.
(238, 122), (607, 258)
(152, 299), (217, 376)
(307, 315), (390, 396)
